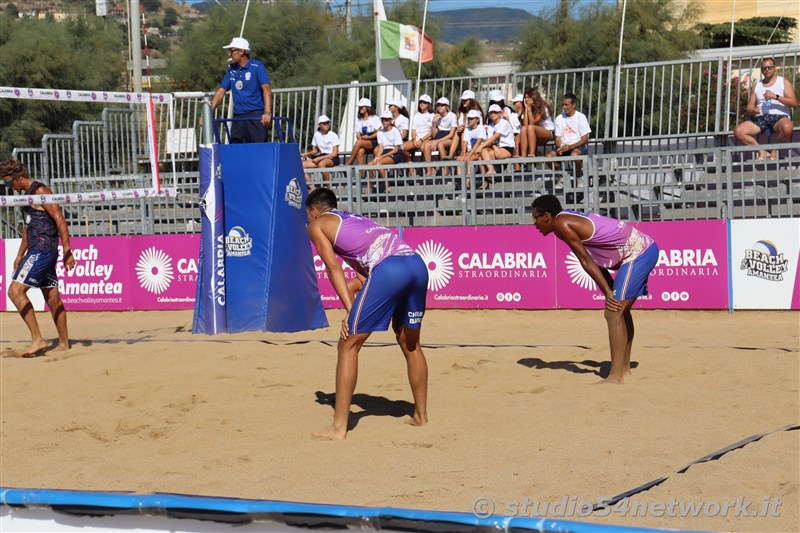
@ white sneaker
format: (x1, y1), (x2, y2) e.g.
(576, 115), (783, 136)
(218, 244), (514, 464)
(555, 178), (564, 189)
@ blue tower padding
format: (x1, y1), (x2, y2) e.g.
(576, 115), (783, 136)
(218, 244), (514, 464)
(192, 142), (227, 334)
(221, 142), (328, 333)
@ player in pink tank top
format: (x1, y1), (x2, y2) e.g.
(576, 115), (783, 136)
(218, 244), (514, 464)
(306, 188), (429, 439)
(532, 194), (659, 384)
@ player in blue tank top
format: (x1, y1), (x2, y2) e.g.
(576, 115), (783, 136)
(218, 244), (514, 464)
(306, 188), (429, 439)
(532, 194), (659, 385)
(2, 160), (76, 357)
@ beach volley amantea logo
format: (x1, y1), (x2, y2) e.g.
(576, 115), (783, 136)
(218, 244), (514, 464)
(740, 240), (789, 282)
(415, 240), (454, 291)
(136, 247), (175, 294)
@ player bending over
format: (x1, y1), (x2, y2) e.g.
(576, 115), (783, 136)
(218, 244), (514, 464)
(531, 194), (659, 384)
(306, 188), (429, 439)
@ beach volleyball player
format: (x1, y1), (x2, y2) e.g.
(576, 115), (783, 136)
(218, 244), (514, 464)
(2, 160), (76, 357)
(531, 194), (659, 384)
(306, 188), (429, 439)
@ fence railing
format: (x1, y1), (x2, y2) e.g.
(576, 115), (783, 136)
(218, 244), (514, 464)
(3, 45), (800, 240)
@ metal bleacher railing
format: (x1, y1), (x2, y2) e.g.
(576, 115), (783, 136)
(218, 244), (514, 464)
(2, 44), (799, 239)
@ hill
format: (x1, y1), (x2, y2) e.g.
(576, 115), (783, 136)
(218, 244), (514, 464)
(430, 7), (538, 43)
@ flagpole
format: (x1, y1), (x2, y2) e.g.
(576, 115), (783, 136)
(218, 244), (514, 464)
(374, 0), (382, 82)
(725, 0), (736, 132)
(414, 0), (430, 103)
(612, 0), (627, 138)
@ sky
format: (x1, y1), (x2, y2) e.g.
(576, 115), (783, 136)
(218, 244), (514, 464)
(179, 0), (606, 15)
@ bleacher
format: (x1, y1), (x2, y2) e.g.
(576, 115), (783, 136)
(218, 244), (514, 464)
(2, 44), (799, 239)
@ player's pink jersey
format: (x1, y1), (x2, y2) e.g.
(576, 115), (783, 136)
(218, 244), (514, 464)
(558, 210), (654, 269)
(325, 209), (414, 276)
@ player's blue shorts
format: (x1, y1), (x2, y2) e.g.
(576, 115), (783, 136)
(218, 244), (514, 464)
(613, 243), (658, 301)
(348, 254), (428, 335)
(12, 249), (59, 289)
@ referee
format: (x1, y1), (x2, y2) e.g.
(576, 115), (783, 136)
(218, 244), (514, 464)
(211, 37), (272, 144)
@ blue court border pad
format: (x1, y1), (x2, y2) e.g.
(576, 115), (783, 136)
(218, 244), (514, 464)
(1, 487), (702, 533)
(2, 426), (795, 531)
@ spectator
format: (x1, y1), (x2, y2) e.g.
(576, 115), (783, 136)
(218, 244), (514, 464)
(402, 94), (434, 162)
(345, 98), (382, 167)
(387, 99), (410, 141)
(523, 88), (555, 156)
(456, 109), (487, 187)
(445, 89), (484, 161)
(733, 57), (798, 161)
(487, 89), (514, 122)
(422, 97), (457, 177)
(546, 92), (591, 182)
(302, 115), (340, 188)
(509, 93), (524, 170)
(480, 104), (516, 187)
(211, 37), (272, 144)
(367, 110), (405, 193)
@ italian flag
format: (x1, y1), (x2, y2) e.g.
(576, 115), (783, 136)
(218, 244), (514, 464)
(380, 20), (434, 63)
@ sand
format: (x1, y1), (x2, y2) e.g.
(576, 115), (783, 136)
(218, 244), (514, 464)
(1, 308), (798, 532)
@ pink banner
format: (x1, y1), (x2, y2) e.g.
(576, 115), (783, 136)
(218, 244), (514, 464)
(128, 234), (200, 310)
(555, 220), (728, 309)
(0, 241), (6, 312)
(402, 226), (556, 309)
(57, 237), (131, 310)
(54, 235), (199, 311)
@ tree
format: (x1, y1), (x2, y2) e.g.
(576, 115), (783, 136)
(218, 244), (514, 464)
(696, 16), (798, 48)
(163, 8), (179, 28)
(514, 0), (705, 71)
(0, 14), (126, 158)
(4, 3), (18, 18)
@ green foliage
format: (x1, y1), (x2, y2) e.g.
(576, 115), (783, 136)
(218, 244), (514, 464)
(4, 3), (18, 17)
(514, 0), (705, 70)
(143, 0), (162, 12)
(163, 7), (179, 28)
(0, 13), (126, 158)
(696, 16), (798, 47)
(167, 0), (483, 90)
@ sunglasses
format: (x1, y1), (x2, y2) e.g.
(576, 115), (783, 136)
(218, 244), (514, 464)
(761, 66), (775, 71)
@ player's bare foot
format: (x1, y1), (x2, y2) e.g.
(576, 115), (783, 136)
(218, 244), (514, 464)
(404, 414), (428, 427)
(50, 342), (71, 353)
(311, 424), (347, 440)
(598, 377), (624, 385)
(20, 339), (48, 358)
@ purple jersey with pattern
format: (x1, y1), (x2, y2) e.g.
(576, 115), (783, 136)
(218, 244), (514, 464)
(558, 210), (654, 269)
(326, 209), (414, 276)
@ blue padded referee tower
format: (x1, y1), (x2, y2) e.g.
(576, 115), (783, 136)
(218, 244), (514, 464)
(193, 110), (328, 334)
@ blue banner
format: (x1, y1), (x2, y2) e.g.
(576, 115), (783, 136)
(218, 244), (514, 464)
(221, 142), (328, 333)
(192, 143), (227, 334)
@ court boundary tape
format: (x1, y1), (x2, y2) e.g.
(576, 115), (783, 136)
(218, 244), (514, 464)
(590, 423), (800, 512)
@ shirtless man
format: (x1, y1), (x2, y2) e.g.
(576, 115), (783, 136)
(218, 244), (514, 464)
(531, 194), (659, 384)
(1, 160), (75, 357)
(306, 188), (429, 438)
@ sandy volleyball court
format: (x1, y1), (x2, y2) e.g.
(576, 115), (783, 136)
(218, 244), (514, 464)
(1, 308), (798, 532)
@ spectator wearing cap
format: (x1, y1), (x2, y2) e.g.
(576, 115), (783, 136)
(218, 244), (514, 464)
(456, 109), (488, 186)
(367, 110), (405, 193)
(479, 104), (516, 187)
(422, 97), (458, 176)
(402, 95), (434, 162)
(446, 89), (484, 161)
(302, 115), (340, 188)
(211, 37), (272, 144)
(523, 88), (555, 156)
(345, 98), (382, 167)
(387, 99), (410, 141)
(546, 92), (591, 180)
